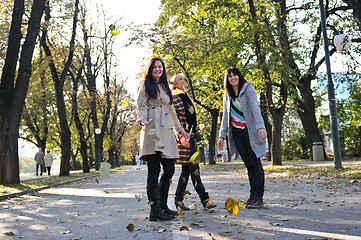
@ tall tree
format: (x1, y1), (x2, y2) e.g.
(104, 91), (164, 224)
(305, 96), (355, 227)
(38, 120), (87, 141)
(40, 0), (79, 175)
(0, 0), (46, 184)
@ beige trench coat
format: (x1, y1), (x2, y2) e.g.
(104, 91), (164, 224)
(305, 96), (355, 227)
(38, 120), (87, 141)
(137, 83), (184, 160)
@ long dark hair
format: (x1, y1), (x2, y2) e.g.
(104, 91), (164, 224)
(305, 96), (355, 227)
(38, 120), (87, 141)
(141, 57), (172, 104)
(224, 67), (247, 99)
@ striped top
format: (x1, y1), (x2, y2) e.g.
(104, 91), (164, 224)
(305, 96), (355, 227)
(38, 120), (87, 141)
(230, 98), (247, 129)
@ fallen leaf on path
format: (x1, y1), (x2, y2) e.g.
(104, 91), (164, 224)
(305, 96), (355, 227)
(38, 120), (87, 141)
(135, 193), (144, 202)
(179, 225), (190, 231)
(126, 223), (135, 232)
(3, 232), (15, 236)
(225, 198), (240, 215)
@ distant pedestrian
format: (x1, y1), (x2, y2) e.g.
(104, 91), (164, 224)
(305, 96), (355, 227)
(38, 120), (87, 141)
(136, 57), (189, 221)
(170, 73), (216, 211)
(34, 148), (45, 176)
(217, 67), (268, 209)
(44, 150), (54, 175)
(135, 154), (141, 170)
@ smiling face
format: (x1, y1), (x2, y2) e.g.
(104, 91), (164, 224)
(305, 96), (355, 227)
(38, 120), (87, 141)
(228, 71), (239, 89)
(152, 60), (163, 82)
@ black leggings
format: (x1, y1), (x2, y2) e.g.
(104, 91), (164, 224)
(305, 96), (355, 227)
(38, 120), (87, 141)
(146, 152), (175, 188)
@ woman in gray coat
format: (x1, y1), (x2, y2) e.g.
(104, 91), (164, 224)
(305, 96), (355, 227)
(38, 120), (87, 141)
(217, 67), (267, 209)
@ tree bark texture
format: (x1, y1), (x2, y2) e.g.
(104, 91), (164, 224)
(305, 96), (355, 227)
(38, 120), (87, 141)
(0, 0), (45, 184)
(208, 108), (219, 164)
(343, 0), (361, 31)
(40, 0), (79, 176)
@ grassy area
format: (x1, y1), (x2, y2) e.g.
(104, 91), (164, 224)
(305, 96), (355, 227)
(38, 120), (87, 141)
(263, 164), (361, 179)
(0, 172), (99, 195)
(205, 159), (361, 180)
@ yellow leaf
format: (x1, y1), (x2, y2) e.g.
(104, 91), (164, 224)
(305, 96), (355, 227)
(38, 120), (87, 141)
(178, 210), (185, 217)
(110, 30), (120, 36)
(122, 100), (129, 107)
(126, 223), (135, 232)
(225, 198), (241, 215)
(182, 190), (191, 196)
(152, 135), (160, 141)
(189, 151), (201, 164)
(173, 89), (185, 95)
(239, 202), (247, 208)
(150, 38), (158, 44)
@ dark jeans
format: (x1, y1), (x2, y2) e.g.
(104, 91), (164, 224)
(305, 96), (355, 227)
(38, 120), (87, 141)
(146, 152), (175, 189)
(46, 167), (51, 175)
(175, 138), (209, 202)
(36, 164), (43, 176)
(232, 127), (265, 200)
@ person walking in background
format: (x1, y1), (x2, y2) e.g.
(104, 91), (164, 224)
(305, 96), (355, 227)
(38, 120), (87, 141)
(135, 153), (141, 170)
(44, 150), (54, 175)
(34, 148), (44, 176)
(170, 73), (216, 211)
(217, 67), (268, 209)
(136, 57), (189, 221)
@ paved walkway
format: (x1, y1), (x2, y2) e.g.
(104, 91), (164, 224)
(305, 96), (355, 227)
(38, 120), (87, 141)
(1, 161), (360, 240)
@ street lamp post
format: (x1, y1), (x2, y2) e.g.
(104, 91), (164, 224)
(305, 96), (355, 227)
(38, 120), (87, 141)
(319, 0), (342, 168)
(95, 128), (102, 170)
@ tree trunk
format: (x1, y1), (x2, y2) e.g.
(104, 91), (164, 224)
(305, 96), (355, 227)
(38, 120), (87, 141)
(208, 109), (219, 164)
(40, 0), (79, 176)
(343, 0), (361, 31)
(0, 0), (45, 184)
(296, 77), (323, 159)
(270, 110), (284, 165)
(260, 91), (272, 161)
(70, 65), (89, 173)
(357, 126), (361, 156)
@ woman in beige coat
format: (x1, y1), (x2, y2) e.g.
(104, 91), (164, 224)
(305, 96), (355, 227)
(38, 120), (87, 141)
(136, 57), (189, 221)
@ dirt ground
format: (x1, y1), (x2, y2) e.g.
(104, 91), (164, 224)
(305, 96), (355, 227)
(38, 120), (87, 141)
(0, 160), (360, 240)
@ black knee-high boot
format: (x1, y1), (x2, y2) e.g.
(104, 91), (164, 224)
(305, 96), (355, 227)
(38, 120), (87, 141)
(159, 181), (178, 215)
(147, 185), (174, 221)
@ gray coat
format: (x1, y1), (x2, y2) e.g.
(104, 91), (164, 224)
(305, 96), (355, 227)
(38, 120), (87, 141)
(34, 151), (44, 165)
(219, 81), (267, 158)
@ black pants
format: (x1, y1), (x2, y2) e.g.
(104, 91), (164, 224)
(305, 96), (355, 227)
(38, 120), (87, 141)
(36, 164), (43, 176)
(175, 138), (209, 202)
(146, 152), (175, 189)
(46, 167), (51, 175)
(232, 127), (265, 200)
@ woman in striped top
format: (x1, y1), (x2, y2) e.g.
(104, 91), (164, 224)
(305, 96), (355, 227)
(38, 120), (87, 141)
(217, 67), (268, 209)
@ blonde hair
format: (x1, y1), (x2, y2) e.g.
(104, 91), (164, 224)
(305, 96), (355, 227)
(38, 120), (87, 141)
(170, 73), (186, 90)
